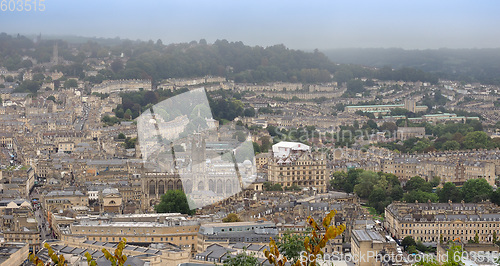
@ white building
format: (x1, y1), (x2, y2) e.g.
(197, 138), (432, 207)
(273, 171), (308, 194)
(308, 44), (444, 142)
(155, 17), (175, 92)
(272, 141), (310, 158)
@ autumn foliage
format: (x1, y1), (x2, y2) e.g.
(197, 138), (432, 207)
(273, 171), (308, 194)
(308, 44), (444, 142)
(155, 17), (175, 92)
(264, 209), (346, 266)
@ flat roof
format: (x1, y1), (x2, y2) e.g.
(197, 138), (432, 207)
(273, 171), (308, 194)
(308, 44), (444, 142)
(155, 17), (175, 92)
(353, 229), (385, 242)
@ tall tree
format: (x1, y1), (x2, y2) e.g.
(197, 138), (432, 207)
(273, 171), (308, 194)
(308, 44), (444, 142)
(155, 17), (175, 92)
(155, 189), (194, 215)
(437, 182), (463, 203)
(275, 231), (306, 264)
(462, 179), (493, 203)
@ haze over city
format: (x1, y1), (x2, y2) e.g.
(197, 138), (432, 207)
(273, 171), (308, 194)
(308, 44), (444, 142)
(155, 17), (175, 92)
(2, 0), (500, 50)
(2, 1), (500, 265)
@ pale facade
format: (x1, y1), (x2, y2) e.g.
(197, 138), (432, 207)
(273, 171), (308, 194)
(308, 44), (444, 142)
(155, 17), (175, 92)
(385, 202), (500, 244)
(268, 142), (328, 192)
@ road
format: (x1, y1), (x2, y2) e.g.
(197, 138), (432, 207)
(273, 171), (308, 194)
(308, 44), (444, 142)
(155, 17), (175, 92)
(74, 102), (90, 131)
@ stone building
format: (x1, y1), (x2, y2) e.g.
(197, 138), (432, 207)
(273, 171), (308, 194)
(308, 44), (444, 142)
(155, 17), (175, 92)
(42, 190), (88, 213)
(385, 201), (500, 244)
(91, 79), (152, 94)
(351, 229), (399, 266)
(59, 213), (200, 253)
(267, 142), (328, 192)
(197, 221), (278, 253)
(396, 127), (426, 141)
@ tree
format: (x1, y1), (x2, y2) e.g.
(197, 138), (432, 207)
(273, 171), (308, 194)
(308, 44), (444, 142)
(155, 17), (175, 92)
(353, 171), (379, 198)
(111, 59), (124, 73)
(224, 251), (259, 266)
(274, 231), (306, 264)
(260, 136), (271, 152)
(124, 109), (132, 120)
(442, 140), (460, 150)
(430, 176), (441, 187)
(346, 79), (365, 94)
(437, 182), (463, 203)
(407, 245), (417, 255)
(461, 178), (493, 203)
(63, 79), (78, 88)
(155, 189), (194, 215)
(263, 182), (283, 191)
(265, 210), (345, 266)
(402, 236), (416, 250)
(222, 213), (242, 223)
(463, 131), (492, 150)
(379, 122), (397, 133)
(117, 133), (126, 139)
(368, 187), (388, 213)
(490, 189), (500, 205)
(403, 190), (438, 203)
(474, 231), (479, 244)
(47, 96), (56, 102)
(366, 119), (378, 130)
(405, 176), (432, 193)
(243, 108), (256, 117)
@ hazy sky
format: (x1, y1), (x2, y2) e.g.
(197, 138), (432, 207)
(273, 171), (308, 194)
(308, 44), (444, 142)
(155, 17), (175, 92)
(1, 0), (499, 50)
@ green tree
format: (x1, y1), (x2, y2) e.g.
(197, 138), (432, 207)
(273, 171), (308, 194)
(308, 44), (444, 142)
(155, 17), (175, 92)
(222, 213), (242, 223)
(117, 133), (126, 139)
(330, 171), (348, 191)
(124, 109), (133, 120)
(368, 187), (388, 213)
(430, 176), (441, 187)
(407, 245), (417, 255)
(405, 176), (432, 193)
(490, 189), (500, 205)
(437, 182), (463, 203)
(414, 243), (464, 265)
(402, 236), (416, 250)
(379, 122), (397, 132)
(461, 178), (493, 203)
(263, 182), (283, 191)
(275, 231), (306, 264)
(63, 78), (78, 88)
(224, 251), (259, 266)
(463, 131), (492, 149)
(353, 171), (379, 198)
(155, 189), (194, 215)
(243, 107), (256, 117)
(265, 210), (345, 266)
(111, 59), (124, 73)
(366, 119), (378, 130)
(415, 241), (430, 253)
(47, 95), (56, 102)
(252, 142), (261, 154)
(403, 190), (438, 203)
(346, 79), (365, 94)
(442, 140), (461, 150)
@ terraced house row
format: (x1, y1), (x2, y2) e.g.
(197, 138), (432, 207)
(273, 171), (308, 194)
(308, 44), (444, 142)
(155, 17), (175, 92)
(385, 201), (500, 244)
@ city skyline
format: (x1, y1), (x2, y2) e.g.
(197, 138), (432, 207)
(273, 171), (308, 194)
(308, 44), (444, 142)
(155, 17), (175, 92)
(1, 0), (500, 50)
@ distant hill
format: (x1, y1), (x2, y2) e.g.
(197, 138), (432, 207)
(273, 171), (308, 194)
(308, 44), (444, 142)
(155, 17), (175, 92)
(324, 48), (500, 85)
